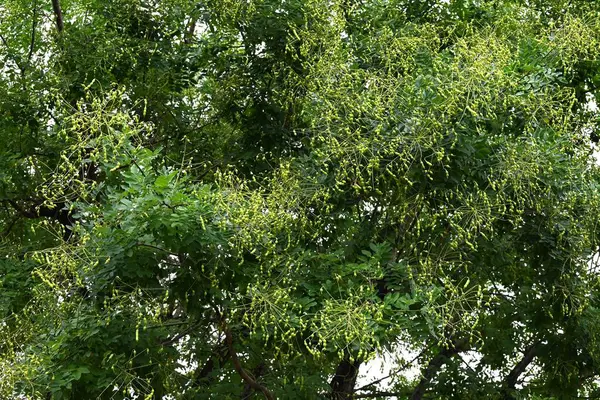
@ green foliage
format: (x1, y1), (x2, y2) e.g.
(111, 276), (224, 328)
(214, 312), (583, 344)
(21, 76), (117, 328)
(3, 0), (600, 399)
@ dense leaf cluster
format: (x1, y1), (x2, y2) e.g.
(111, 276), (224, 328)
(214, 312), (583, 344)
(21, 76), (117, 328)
(2, 0), (600, 399)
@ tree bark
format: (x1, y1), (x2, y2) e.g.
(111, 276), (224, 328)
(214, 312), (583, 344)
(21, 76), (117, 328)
(242, 363), (266, 399)
(224, 328), (274, 400)
(5, 199), (73, 241)
(27, 0), (38, 67)
(502, 342), (540, 400)
(51, 0), (64, 33)
(193, 340), (230, 387)
(411, 338), (469, 400)
(330, 357), (362, 400)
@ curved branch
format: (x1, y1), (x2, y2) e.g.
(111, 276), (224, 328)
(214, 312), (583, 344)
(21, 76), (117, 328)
(411, 337), (470, 400)
(242, 363), (267, 399)
(3, 199), (73, 241)
(224, 327), (275, 400)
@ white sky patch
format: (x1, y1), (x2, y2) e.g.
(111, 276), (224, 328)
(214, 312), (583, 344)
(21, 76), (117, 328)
(585, 94), (598, 113)
(355, 345), (421, 397)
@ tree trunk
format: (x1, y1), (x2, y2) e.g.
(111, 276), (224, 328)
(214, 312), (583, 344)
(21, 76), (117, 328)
(51, 0), (64, 33)
(330, 357), (362, 399)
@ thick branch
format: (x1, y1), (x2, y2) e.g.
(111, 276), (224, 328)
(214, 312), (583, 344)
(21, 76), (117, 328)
(193, 339), (230, 387)
(502, 342), (540, 399)
(4, 199), (73, 241)
(51, 0), (64, 33)
(330, 357), (362, 400)
(224, 328), (274, 400)
(411, 338), (470, 400)
(242, 363), (266, 399)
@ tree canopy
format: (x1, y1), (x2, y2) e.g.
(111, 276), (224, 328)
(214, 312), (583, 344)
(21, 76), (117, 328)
(2, 0), (600, 399)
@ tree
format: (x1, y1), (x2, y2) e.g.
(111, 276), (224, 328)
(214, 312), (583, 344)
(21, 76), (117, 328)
(2, 0), (600, 398)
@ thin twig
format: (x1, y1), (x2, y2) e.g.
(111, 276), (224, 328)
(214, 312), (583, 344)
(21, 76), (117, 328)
(160, 322), (202, 346)
(355, 347), (429, 392)
(0, 34), (26, 74)
(354, 392), (407, 399)
(135, 243), (180, 257)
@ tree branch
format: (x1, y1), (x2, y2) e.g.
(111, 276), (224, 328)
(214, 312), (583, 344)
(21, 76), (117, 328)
(330, 356), (362, 399)
(224, 327), (274, 400)
(135, 242), (180, 257)
(160, 322), (202, 347)
(355, 347), (429, 392)
(242, 363), (267, 399)
(3, 199), (73, 241)
(411, 337), (470, 400)
(193, 338), (230, 387)
(51, 0), (64, 33)
(0, 216), (21, 239)
(502, 342), (540, 399)
(0, 34), (26, 75)
(27, 0), (38, 66)
(184, 16), (199, 44)
(354, 392), (409, 399)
